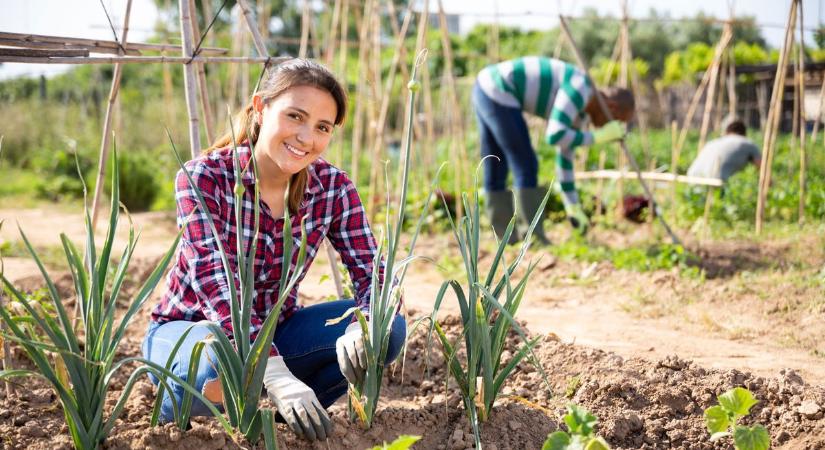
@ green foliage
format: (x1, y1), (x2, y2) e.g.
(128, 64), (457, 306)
(327, 50), (433, 430)
(429, 168), (551, 448)
(104, 150), (162, 212)
(370, 435), (422, 450)
(549, 236), (697, 275)
(0, 148), (225, 450)
(704, 387), (770, 450)
(31, 148), (93, 202)
(542, 405), (611, 450)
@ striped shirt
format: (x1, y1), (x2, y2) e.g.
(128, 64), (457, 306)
(150, 145), (381, 356)
(477, 56), (594, 207)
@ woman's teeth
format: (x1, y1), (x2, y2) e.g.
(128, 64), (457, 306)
(285, 143), (308, 157)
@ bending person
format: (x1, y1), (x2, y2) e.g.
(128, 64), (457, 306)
(687, 118), (761, 184)
(142, 59), (404, 441)
(473, 56), (635, 242)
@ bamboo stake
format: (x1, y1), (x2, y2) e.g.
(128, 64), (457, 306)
(798, 0), (807, 224)
(366, 6), (383, 224)
(0, 31), (228, 55)
(615, 6), (629, 218)
(559, 15), (681, 245)
(669, 120), (678, 221)
(0, 55), (282, 64)
(594, 148), (606, 215)
(575, 170), (723, 187)
(374, 1), (415, 192)
(727, 45), (737, 118)
(299, 0), (311, 58)
(91, 0), (133, 230)
(324, 0), (342, 65)
(350, 0), (374, 182)
(757, 80), (768, 129)
(333, 0), (349, 166)
(437, 0), (467, 220)
(490, 0), (500, 61)
(675, 57), (715, 154)
(180, 0), (202, 159)
(190, 0), (215, 144)
(257, 0), (271, 41)
(415, 0), (435, 177)
(236, 0), (268, 57)
(697, 24), (733, 151)
(757, 0), (798, 234)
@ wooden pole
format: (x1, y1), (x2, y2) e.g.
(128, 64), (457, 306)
(797, 0), (807, 224)
(350, 0), (374, 182)
(615, 4), (629, 218)
(333, 0), (349, 166)
(669, 120), (679, 220)
(0, 31), (228, 56)
(675, 62), (713, 156)
(757, 0), (798, 234)
(415, 0), (435, 177)
(299, 0), (311, 58)
(558, 15), (681, 245)
(189, 0), (215, 144)
(437, 0), (467, 220)
(324, 0), (342, 65)
(697, 24), (733, 151)
(180, 0), (202, 160)
(91, 0), (133, 230)
(575, 170), (723, 187)
(236, 0), (268, 57)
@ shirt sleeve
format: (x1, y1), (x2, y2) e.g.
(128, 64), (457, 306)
(545, 65), (594, 149)
(327, 176), (382, 317)
(175, 164), (275, 355)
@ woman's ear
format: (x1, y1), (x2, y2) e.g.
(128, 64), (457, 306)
(252, 95), (265, 124)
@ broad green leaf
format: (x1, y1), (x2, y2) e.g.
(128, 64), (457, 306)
(564, 404), (598, 437)
(542, 431), (571, 450)
(733, 425), (770, 450)
(718, 387), (758, 417)
(585, 437), (611, 450)
(371, 435), (422, 450)
(705, 405), (731, 434)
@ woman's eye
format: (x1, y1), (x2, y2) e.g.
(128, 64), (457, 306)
(288, 112), (301, 120)
(318, 125), (331, 133)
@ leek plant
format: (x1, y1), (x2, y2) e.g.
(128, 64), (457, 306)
(326, 49), (433, 428)
(430, 168), (552, 448)
(153, 127), (309, 447)
(0, 147), (231, 450)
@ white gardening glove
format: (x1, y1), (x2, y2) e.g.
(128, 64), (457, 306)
(592, 120), (626, 144)
(335, 322), (368, 386)
(263, 356), (333, 441)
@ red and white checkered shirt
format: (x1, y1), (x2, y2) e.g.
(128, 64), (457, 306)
(150, 145), (381, 356)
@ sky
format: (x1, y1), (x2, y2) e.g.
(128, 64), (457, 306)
(0, 0), (821, 80)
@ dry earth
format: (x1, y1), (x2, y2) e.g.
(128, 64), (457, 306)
(1, 207), (823, 449)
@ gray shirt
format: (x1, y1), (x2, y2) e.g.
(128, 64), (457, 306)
(687, 134), (761, 182)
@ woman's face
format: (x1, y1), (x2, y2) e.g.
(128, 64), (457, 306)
(254, 85), (337, 178)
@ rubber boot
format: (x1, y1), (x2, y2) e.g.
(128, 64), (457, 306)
(485, 190), (519, 245)
(515, 187), (551, 246)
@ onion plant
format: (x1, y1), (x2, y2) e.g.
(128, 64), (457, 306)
(429, 168), (552, 448)
(154, 125), (309, 448)
(0, 146), (231, 450)
(326, 49), (433, 429)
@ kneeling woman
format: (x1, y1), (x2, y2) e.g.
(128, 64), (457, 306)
(143, 59), (404, 441)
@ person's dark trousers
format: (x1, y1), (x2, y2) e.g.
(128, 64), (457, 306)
(472, 82), (538, 192)
(473, 83), (548, 244)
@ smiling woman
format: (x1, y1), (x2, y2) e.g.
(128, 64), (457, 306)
(141, 58), (406, 442)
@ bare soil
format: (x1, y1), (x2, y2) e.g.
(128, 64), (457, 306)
(1, 207), (823, 449)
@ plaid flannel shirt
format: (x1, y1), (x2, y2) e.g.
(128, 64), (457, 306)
(150, 145), (382, 356)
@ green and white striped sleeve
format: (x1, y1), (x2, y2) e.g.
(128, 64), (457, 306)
(547, 64), (593, 209)
(545, 64), (593, 148)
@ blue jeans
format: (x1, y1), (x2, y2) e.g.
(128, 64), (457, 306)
(142, 300), (406, 423)
(472, 82), (538, 192)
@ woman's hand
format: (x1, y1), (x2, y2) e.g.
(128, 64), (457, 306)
(263, 356), (333, 441)
(336, 322), (368, 386)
